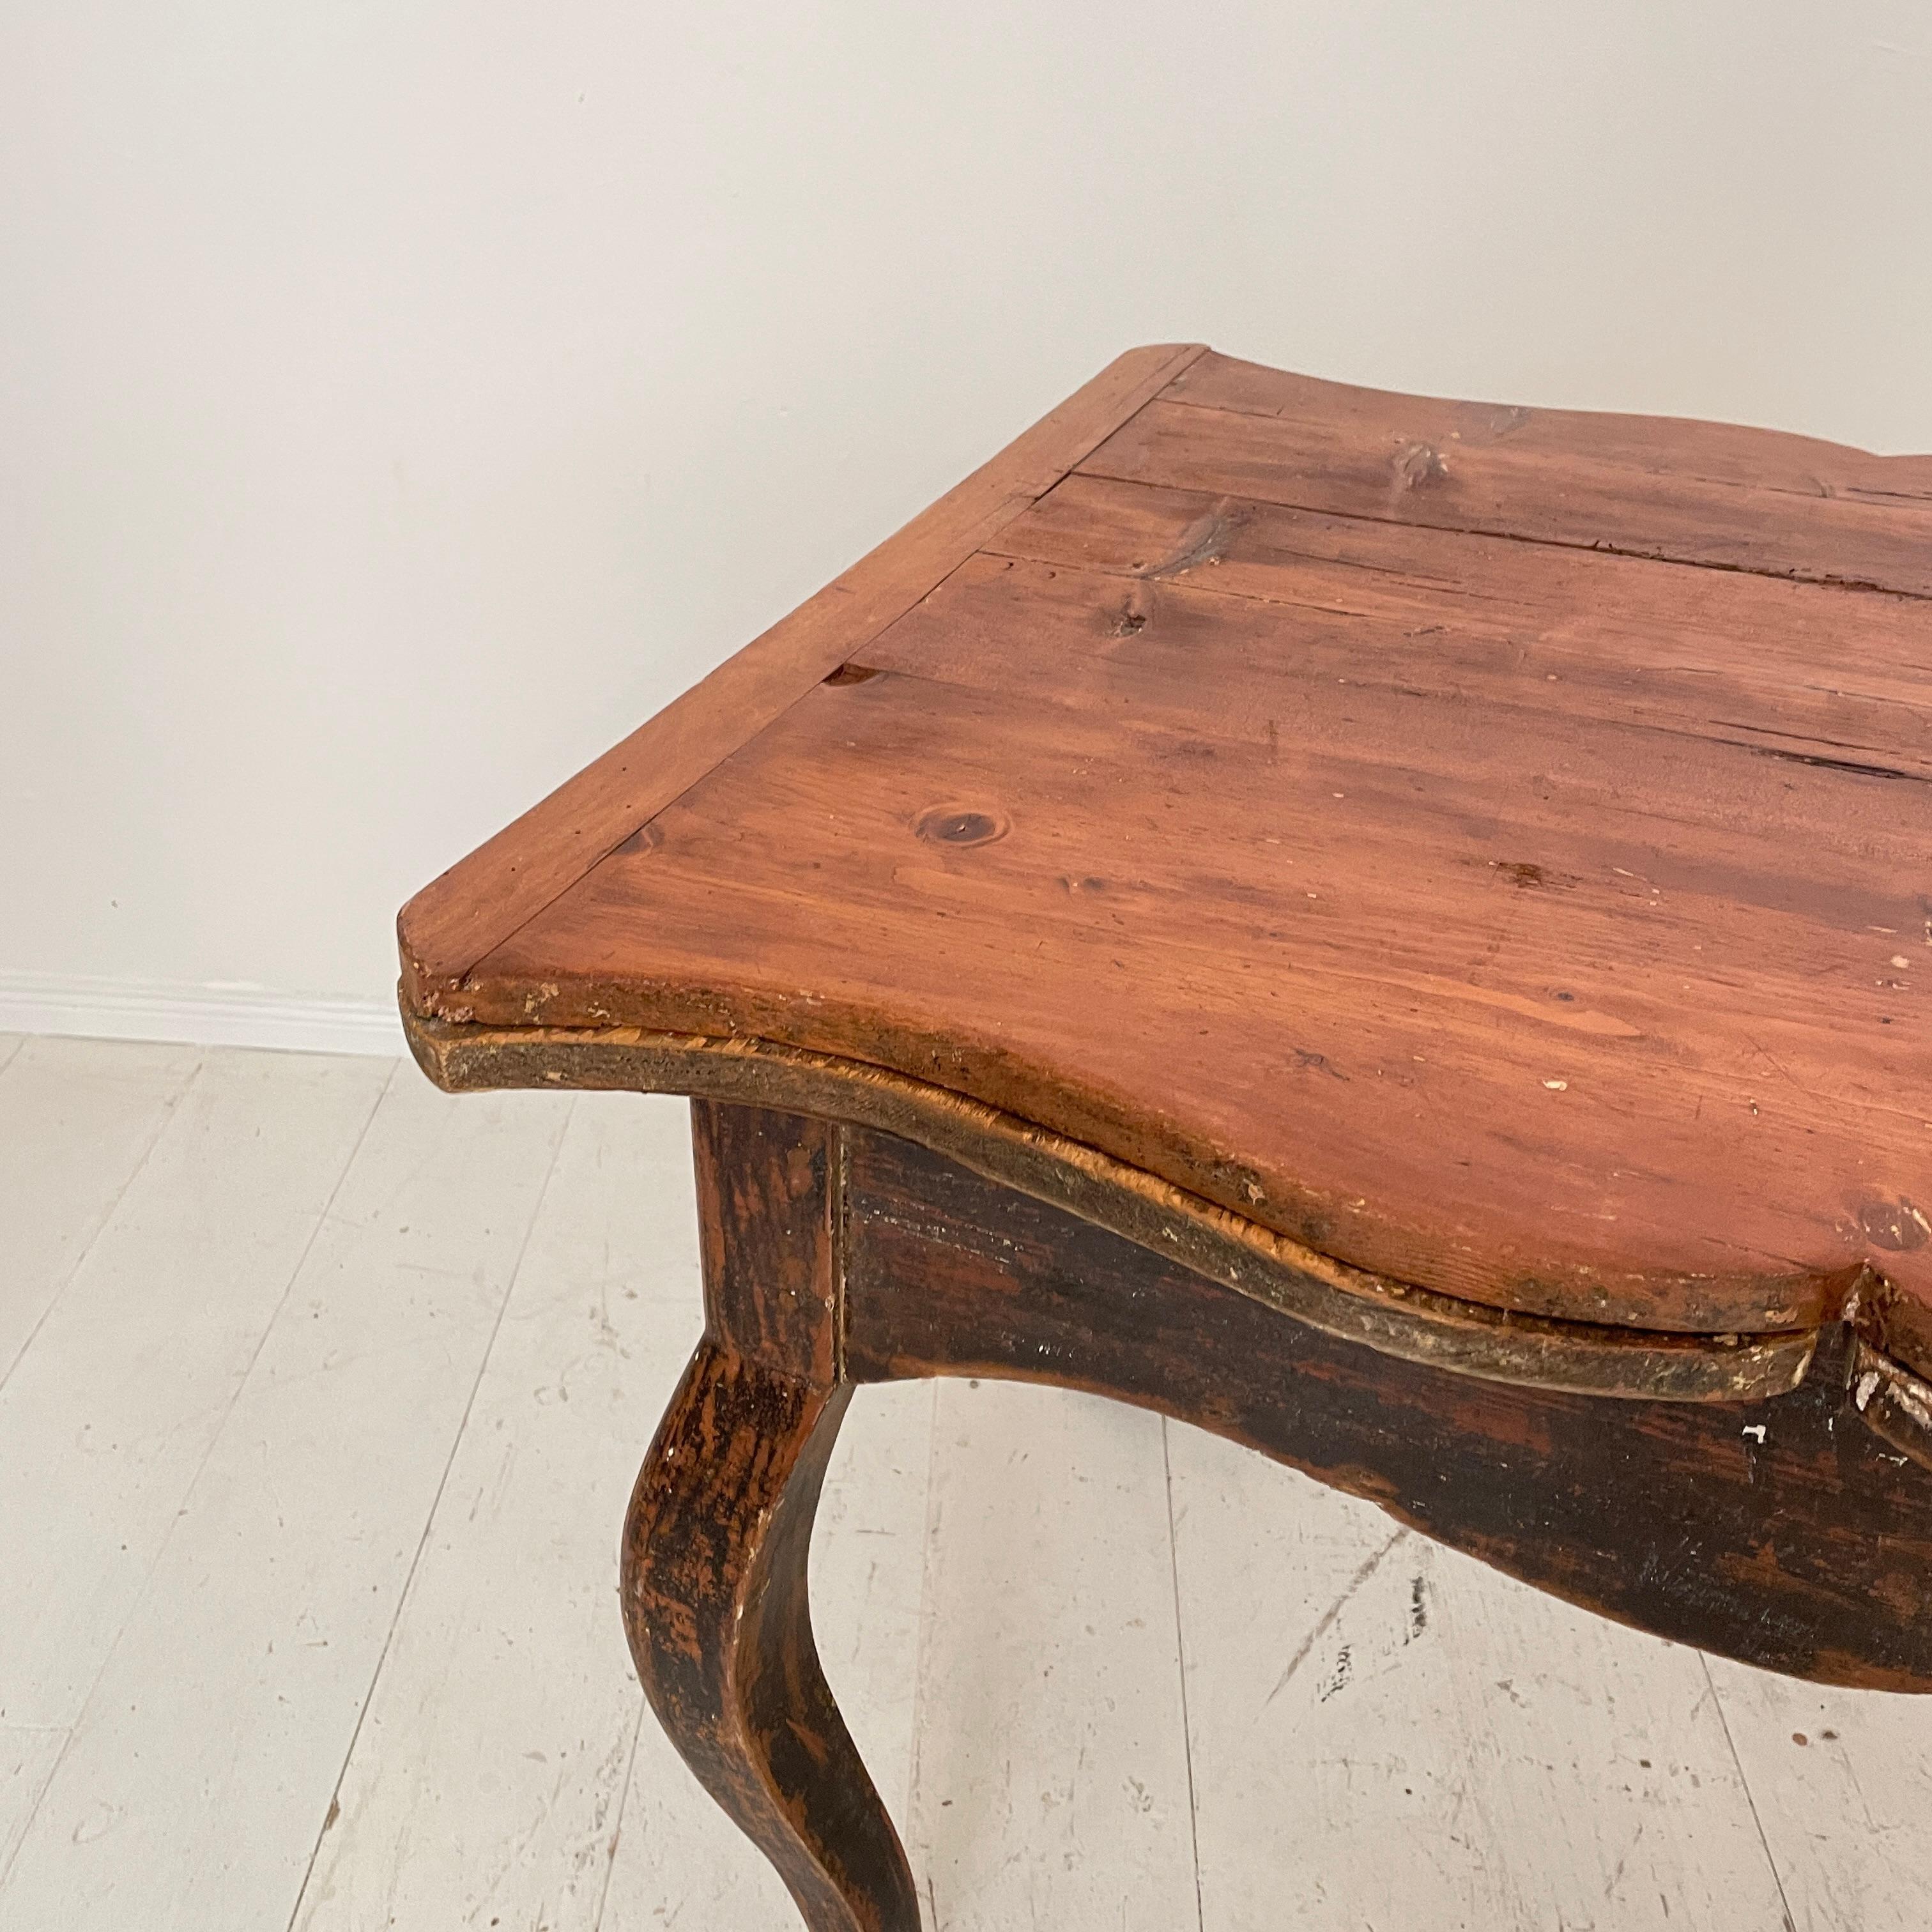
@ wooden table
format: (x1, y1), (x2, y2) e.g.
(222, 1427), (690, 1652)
(398, 346), (1932, 1930)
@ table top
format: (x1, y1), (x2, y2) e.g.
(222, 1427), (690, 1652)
(400, 345), (1932, 1337)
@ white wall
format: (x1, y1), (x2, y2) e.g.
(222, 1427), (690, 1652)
(5, 3), (1930, 1046)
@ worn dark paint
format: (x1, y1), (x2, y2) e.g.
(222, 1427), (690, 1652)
(621, 1342), (918, 1931)
(691, 1098), (841, 1384)
(841, 1126), (1932, 1694)
(621, 1106), (919, 1931)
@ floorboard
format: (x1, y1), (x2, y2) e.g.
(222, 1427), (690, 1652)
(1705, 1657), (1932, 1932)
(0, 1729), (65, 1882)
(1165, 1420), (1796, 1929)
(0, 1049), (392, 1747)
(904, 1381), (1201, 1932)
(0, 1072), (572, 1929)
(0, 1036), (202, 1386)
(293, 1091), (683, 1932)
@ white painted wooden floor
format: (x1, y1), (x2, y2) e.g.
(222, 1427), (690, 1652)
(1, 1035), (1925, 1931)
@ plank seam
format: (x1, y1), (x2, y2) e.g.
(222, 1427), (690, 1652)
(875, 569), (1932, 785)
(1078, 431), (1932, 604)
(1153, 385), (1932, 480)
(1698, 1652), (1802, 1931)
(448, 346), (1210, 999)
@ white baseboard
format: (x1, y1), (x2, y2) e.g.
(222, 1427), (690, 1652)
(0, 971), (407, 1059)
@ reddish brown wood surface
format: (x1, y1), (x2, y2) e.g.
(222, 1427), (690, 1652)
(397, 342), (1204, 1007)
(1108, 351), (1932, 594)
(401, 349), (1931, 1333)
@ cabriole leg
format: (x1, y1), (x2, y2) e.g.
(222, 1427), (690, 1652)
(621, 1342), (919, 1930)
(620, 1100), (919, 1931)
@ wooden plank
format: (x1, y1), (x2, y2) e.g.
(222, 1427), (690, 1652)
(284, 1091), (681, 1932)
(901, 1379), (1200, 1931)
(1085, 396), (1932, 597)
(0, 1037), (203, 1385)
(979, 475), (1932, 773)
(0, 1075), (572, 1932)
(0, 1729), (64, 1885)
(1162, 350), (1932, 502)
(1166, 1421), (1794, 1929)
(399, 343), (1206, 1011)
(1704, 1657), (1932, 1932)
(451, 650), (1927, 1328)
(0, 1048), (392, 1733)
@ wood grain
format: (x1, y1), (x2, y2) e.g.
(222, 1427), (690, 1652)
(1103, 351), (1932, 594)
(399, 342), (1205, 1008)
(447, 651), (1926, 1328)
(1161, 352), (1932, 502)
(982, 473), (1932, 776)
(401, 347), (1931, 1337)
(693, 1099), (841, 1387)
(622, 1344), (919, 1932)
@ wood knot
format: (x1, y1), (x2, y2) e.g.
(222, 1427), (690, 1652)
(914, 804), (1009, 848)
(1853, 1195), (1931, 1252)
(1394, 441), (1449, 490)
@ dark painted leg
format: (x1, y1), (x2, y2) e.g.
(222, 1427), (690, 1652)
(619, 1100), (919, 1931)
(621, 1341), (919, 1930)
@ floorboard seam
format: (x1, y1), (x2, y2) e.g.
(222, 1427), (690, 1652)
(0, 1050), (205, 1397)
(1160, 1417), (1208, 1932)
(903, 1376), (947, 1918)
(280, 1094), (578, 1932)
(0, 1050), (383, 1903)
(588, 1703), (647, 1932)
(1699, 1651), (1800, 1932)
